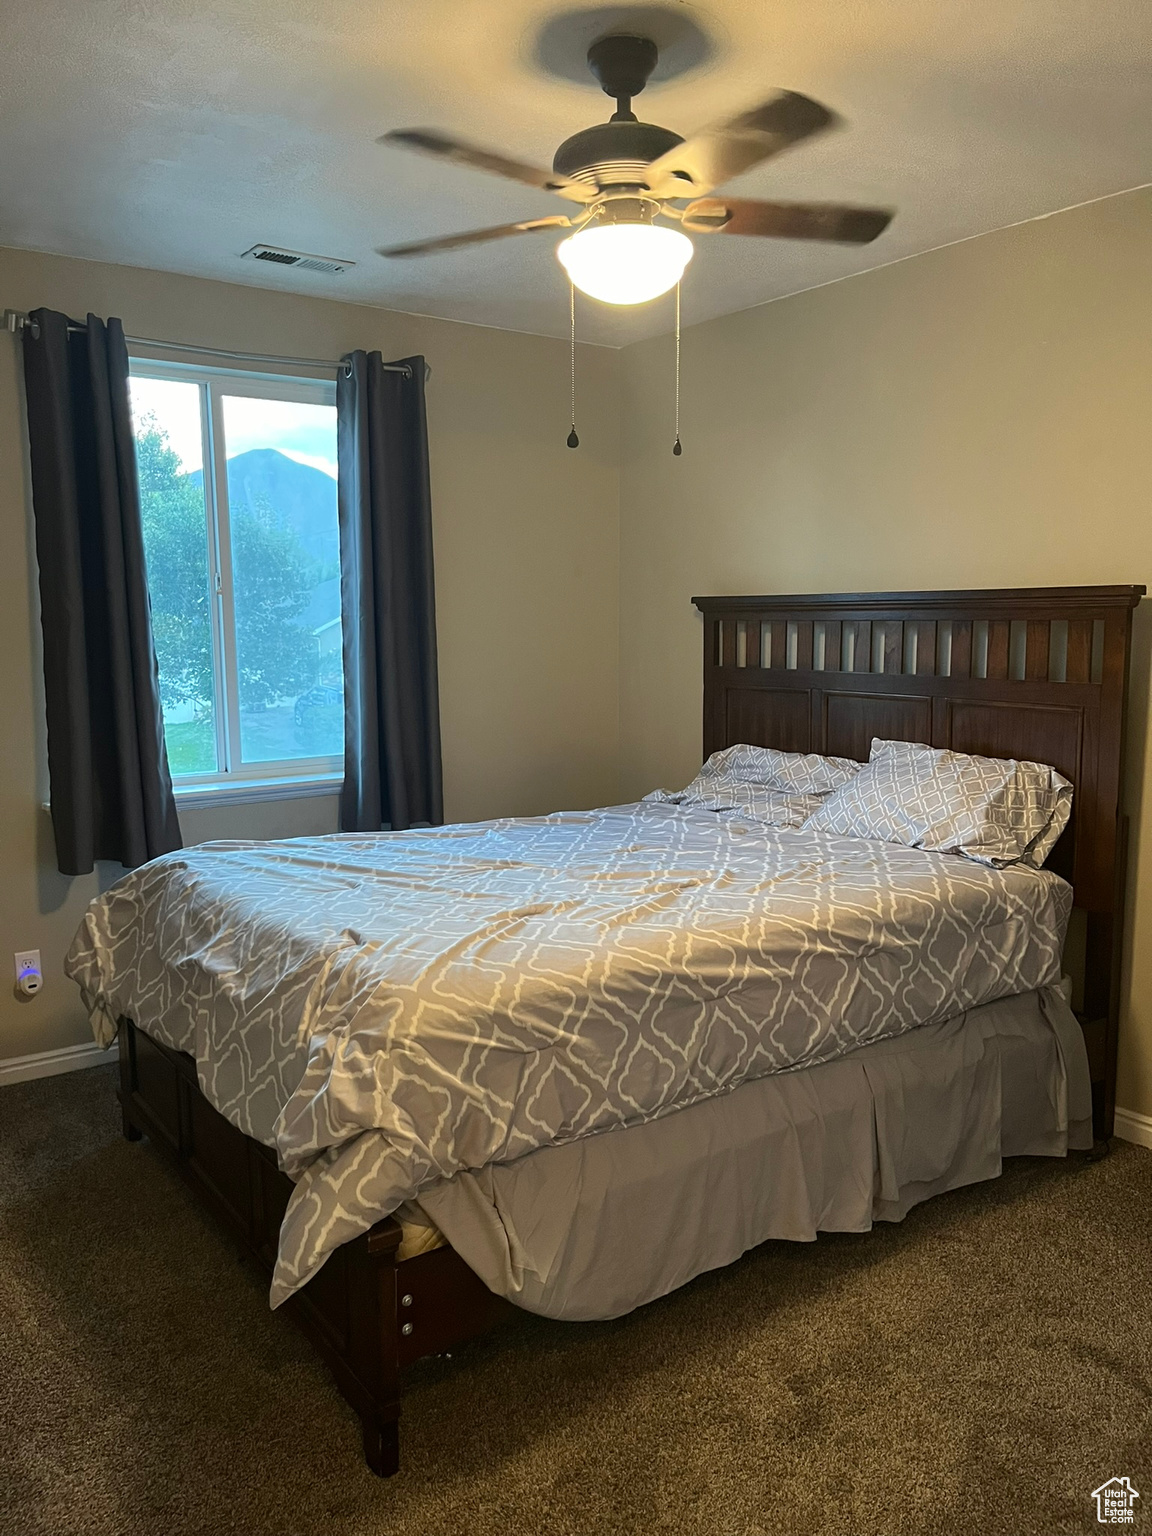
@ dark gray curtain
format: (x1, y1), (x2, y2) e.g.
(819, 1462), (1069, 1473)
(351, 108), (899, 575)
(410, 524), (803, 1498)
(337, 351), (442, 832)
(22, 309), (181, 875)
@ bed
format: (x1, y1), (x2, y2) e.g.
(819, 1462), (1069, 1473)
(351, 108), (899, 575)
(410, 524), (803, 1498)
(70, 584), (1142, 1475)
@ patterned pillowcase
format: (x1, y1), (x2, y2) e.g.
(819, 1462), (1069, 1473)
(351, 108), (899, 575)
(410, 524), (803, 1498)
(801, 738), (1072, 868)
(645, 745), (863, 829)
(695, 744), (863, 795)
(646, 780), (828, 828)
(873, 739), (1073, 867)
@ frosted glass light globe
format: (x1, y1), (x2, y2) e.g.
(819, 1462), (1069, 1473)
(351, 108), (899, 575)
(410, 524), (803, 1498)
(557, 223), (693, 306)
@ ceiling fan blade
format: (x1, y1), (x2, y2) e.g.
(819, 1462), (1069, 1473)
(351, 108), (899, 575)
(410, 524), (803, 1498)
(381, 129), (597, 204)
(682, 197), (892, 243)
(378, 215), (574, 259)
(644, 92), (837, 199)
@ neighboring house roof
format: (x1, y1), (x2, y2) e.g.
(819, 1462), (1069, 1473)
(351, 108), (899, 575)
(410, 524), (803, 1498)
(298, 576), (341, 637)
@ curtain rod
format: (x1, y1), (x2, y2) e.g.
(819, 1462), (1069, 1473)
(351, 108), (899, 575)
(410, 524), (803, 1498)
(3, 309), (423, 379)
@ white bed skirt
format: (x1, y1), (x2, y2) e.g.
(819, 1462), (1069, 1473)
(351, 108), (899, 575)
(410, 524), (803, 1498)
(409, 986), (1093, 1321)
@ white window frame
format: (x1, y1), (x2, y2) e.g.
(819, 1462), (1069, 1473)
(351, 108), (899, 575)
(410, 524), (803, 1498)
(129, 356), (343, 802)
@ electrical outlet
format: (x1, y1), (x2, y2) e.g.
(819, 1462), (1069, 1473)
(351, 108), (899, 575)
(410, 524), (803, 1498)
(14, 950), (42, 997)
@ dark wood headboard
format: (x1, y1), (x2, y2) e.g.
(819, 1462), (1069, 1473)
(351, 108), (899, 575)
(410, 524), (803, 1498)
(692, 585), (1144, 1140)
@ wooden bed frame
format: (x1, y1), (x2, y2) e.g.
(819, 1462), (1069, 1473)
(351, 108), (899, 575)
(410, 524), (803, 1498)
(116, 583), (1142, 1477)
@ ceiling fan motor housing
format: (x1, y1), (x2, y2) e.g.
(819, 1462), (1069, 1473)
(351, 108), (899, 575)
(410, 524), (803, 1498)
(554, 34), (683, 191)
(552, 119), (683, 188)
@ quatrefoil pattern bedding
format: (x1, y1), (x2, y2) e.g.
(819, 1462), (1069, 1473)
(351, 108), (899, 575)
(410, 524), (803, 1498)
(66, 799), (1070, 1305)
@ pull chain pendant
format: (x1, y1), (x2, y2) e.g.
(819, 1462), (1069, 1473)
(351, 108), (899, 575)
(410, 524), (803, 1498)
(672, 280), (682, 457)
(567, 281), (579, 448)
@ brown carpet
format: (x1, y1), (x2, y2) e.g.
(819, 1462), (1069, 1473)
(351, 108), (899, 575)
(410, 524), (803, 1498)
(0, 1065), (1149, 1536)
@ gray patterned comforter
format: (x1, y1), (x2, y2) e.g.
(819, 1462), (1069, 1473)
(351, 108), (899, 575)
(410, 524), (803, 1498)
(65, 802), (1071, 1306)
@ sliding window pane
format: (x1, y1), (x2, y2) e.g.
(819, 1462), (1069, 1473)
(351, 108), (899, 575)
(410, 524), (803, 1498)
(129, 375), (219, 775)
(220, 394), (342, 765)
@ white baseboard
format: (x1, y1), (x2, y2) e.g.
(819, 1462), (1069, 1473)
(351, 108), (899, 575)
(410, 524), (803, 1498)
(1113, 1106), (1152, 1150)
(0, 1039), (114, 1087)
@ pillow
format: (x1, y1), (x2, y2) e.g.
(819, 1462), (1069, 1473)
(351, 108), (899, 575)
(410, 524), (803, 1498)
(645, 780), (829, 828)
(801, 737), (1072, 868)
(644, 744), (863, 829)
(868, 739), (1073, 867)
(694, 744), (862, 795)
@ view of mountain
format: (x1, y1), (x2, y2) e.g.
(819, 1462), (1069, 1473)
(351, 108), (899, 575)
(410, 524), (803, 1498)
(188, 448), (339, 569)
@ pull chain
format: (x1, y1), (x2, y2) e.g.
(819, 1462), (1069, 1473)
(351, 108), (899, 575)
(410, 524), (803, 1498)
(672, 281), (682, 456)
(567, 281), (579, 449)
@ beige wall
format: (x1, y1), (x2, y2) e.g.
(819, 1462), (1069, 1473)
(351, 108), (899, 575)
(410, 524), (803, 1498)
(618, 186), (1152, 1123)
(0, 246), (621, 1063)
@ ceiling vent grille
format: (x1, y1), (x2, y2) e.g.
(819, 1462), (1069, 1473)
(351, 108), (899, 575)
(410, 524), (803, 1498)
(242, 244), (354, 275)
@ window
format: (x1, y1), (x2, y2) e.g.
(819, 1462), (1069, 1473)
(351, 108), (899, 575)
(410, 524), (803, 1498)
(128, 362), (342, 796)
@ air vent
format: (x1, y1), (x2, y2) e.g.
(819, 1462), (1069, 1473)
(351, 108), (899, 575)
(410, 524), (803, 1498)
(241, 244), (355, 275)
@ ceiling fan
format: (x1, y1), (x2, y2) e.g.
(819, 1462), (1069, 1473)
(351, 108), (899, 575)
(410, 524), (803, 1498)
(377, 34), (894, 307)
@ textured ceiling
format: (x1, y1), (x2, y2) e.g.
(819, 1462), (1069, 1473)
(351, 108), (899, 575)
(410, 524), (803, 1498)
(1, 0), (1150, 346)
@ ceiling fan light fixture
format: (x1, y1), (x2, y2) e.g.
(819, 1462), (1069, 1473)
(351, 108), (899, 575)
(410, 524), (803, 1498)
(556, 223), (693, 306)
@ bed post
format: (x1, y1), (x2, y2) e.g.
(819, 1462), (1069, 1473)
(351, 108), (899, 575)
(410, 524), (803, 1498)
(361, 1417), (400, 1478)
(115, 1016), (514, 1477)
(115, 1017), (409, 1473)
(351, 1222), (404, 1477)
(117, 1022), (142, 1141)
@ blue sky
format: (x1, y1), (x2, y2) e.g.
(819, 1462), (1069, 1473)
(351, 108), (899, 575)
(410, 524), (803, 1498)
(129, 375), (337, 479)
